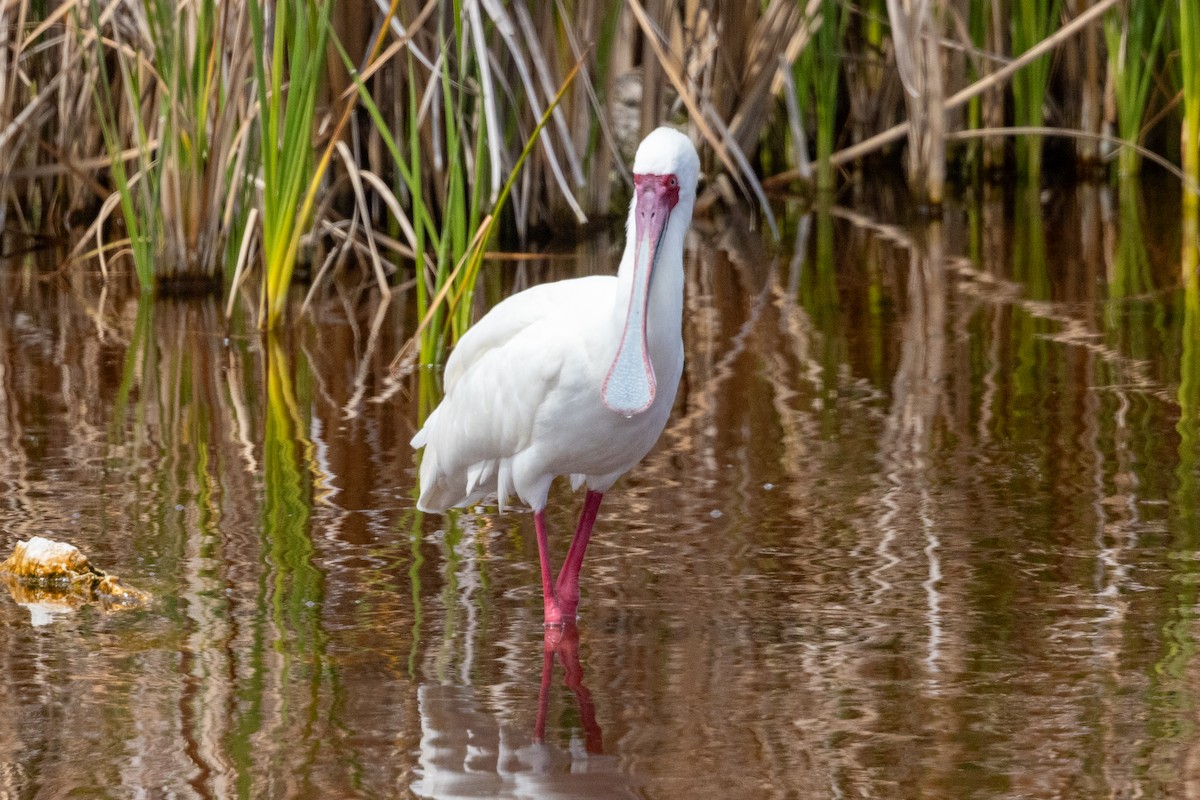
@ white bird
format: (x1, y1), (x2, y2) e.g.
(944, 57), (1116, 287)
(411, 127), (700, 626)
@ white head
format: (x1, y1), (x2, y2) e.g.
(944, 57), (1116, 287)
(601, 127), (700, 417)
(631, 127), (701, 207)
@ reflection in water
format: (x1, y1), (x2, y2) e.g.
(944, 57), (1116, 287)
(536, 624), (602, 754)
(3, 179), (1200, 797)
(412, 623), (618, 799)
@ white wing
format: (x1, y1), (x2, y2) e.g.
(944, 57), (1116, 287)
(411, 276), (616, 512)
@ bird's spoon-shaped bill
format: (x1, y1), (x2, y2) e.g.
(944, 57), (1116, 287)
(602, 173), (679, 416)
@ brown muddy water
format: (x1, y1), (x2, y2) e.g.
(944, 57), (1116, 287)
(1, 178), (1199, 799)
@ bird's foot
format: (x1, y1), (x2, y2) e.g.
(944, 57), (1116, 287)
(544, 576), (582, 627)
(543, 593), (578, 628)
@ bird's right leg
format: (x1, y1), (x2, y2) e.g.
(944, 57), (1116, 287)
(554, 490), (604, 621)
(535, 510), (566, 626)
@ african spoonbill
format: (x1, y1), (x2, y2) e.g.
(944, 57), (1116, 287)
(411, 127), (700, 626)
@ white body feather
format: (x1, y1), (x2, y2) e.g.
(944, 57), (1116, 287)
(411, 127), (698, 513)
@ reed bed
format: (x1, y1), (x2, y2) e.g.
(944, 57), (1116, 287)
(1, 0), (1199, 343)
(1181, 0), (1200, 282)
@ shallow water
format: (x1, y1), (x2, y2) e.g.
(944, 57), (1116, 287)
(2, 178), (1199, 798)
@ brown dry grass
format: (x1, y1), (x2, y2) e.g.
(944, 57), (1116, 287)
(0, 0), (1194, 306)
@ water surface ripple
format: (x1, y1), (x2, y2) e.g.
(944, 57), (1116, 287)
(0, 181), (1197, 799)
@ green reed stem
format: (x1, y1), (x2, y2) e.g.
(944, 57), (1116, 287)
(1182, 0), (1200, 281)
(1011, 0), (1062, 182)
(440, 62), (583, 341)
(796, 0), (844, 191)
(964, 0), (988, 178)
(1105, 0), (1169, 177)
(90, 0), (249, 291)
(249, 0), (333, 329)
(89, 0), (156, 292)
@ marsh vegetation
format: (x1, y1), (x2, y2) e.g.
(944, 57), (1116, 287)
(1, 0), (1197, 338)
(4, 3), (1200, 795)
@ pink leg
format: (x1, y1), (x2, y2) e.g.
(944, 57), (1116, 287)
(535, 510), (565, 626)
(553, 490), (604, 621)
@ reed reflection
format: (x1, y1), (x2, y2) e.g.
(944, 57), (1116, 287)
(6, 177), (1200, 797)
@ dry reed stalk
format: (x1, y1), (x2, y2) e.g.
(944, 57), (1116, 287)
(1, 0), (106, 229)
(981, 0), (1005, 172)
(765, 0), (1121, 187)
(660, 0), (813, 204)
(6, 0), (1200, 310)
(721, 0), (813, 159)
(887, 0), (946, 204)
(636, 0), (668, 144)
(946, 126), (1200, 188)
(480, 0), (586, 223)
(352, 0), (613, 239)
(843, 0), (899, 148)
(552, 0), (626, 215)
(0, 0), (20, 231)
(1070, 0), (1103, 167)
(625, 0), (779, 236)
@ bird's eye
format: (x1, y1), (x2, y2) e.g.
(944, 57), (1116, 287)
(668, 175), (678, 187)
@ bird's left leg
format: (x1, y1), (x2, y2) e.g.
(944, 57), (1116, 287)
(553, 490), (604, 620)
